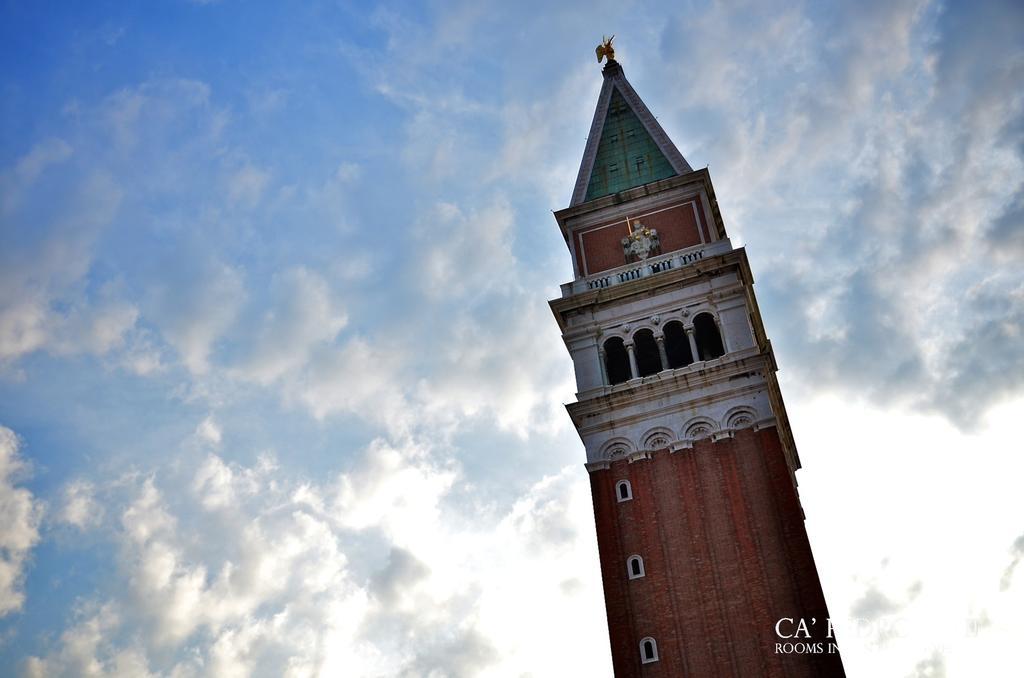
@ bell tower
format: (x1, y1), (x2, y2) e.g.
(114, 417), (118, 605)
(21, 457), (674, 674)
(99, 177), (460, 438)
(549, 46), (845, 677)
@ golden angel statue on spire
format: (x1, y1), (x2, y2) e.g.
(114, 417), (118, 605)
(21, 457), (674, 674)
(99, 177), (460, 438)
(596, 35), (615, 63)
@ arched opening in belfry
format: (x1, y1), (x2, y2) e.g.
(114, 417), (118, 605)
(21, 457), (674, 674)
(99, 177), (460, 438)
(662, 320), (693, 368)
(633, 329), (662, 377)
(694, 313), (725, 360)
(603, 337), (632, 384)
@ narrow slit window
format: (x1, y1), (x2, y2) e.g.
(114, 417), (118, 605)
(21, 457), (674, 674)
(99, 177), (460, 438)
(616, 480), (632, 502)
(628, 555), (645, 579)
(641, 637), (659, 664)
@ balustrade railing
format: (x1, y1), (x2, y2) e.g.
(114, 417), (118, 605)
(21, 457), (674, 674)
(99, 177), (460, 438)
(561, 239), (732, 297)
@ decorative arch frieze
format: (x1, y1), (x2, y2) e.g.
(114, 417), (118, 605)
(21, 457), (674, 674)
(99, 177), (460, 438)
(723, 406), (758, 431)
(681, 416), (717, 441)
(641, 427), (675, 452)
(599, 437), (636, 461)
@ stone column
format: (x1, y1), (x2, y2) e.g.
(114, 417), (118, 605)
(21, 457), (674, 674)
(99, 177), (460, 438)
(598, 346), (609, 385)
(686, 327), (701, 362)
(655, 334), (669, 371)
(625, 342), (638, 379)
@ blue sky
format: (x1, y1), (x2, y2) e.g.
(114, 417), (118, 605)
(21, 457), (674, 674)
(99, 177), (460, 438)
(1, 0), (1022, 675)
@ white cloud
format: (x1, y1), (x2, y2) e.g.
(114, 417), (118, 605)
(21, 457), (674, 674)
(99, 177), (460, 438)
(12, 138), (74, 184)
(24, 428), (609, 676)
(291, 336), (408, 429)
(56, 480), (103, 531)
(195, 416), (222, 446)
(232, 267), (348, 385)
(0, 291), (143, 368)
(100, 79), (217, 154)
(227, 164), (270, 209)
(414, 293), (574, 437)
(652, 0), (1024, 427)
(415, 199), (516, 300)
(333, 162), (361, 183)
(0, 425), (43, 617)
(49, 298), (140, 357)
(150, 261), (245, 375)
(192, 455), (236, 510)
(0, 297), (49, 362)
(791, 394), (1024, 676)
(280, 287), (574, 439)
(1, 79), (251, 378)
(0, 137), (73, 215)
(331, 439), (455, 541)
(489, 63), (600, 205)
(298, 162), (363, 234)
(116, 332), (165, 376)
(23, 398), (1024, 677)
(22, 603), (157, 678)
(0, 170), (128, 366)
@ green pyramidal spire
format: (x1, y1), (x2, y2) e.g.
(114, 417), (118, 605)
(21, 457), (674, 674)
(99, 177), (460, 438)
(584, 88), (678, 201)
(571, 59), (692, 206)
